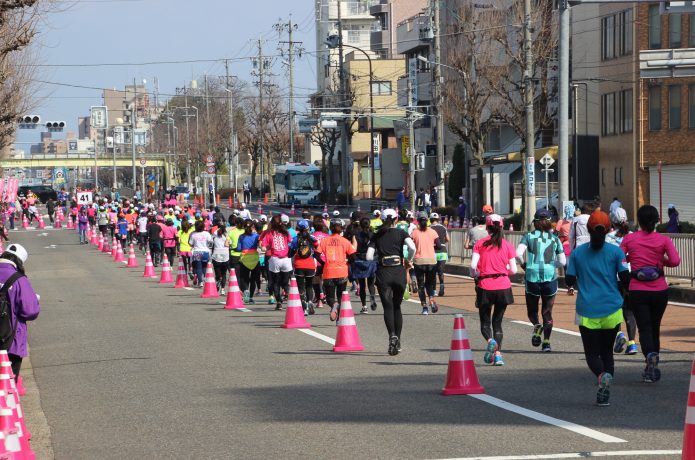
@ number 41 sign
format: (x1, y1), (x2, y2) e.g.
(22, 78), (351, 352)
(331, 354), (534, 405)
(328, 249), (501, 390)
(77, 191), (93, 204)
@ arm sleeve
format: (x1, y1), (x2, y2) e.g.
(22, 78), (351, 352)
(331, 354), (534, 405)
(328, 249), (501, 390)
(507, 257), (518, 275)
(515, 243), (527, 262)
(470, 252), (480, 273)
(404, 237), (415, 262)
(663, 237), (681, 267)
(366, 247), (375, 261)
(556, 252), (567, 267)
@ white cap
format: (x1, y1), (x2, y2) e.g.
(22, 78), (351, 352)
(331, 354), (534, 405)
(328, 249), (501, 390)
(332, 210), (340, 217)
(373, 209), (381, 217)
(382, 208), (397, 220)
(233, 209), (240, 216)
(280, 214), (290, 224)
(430, 212), (440, 220)
(259, 215), (268, 222)
(4, 243), (27, 263)
(668, 203), (676, 209)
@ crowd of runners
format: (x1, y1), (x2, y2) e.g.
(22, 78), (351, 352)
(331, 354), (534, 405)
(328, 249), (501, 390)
(30, 192), (682, 407)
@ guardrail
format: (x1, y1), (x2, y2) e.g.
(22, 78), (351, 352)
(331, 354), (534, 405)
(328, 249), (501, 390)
(447, 229), (695, 285)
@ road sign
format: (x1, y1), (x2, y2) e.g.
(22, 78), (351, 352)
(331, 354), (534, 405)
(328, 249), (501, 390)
(139, 158), (146, 167)
(526, 157), (535, 195)
(540, 153), (555, 168)
(206, 165), (215, 174)
(90, 106), (108, 129)
(77, 191), (93, 204)
(206, 154), (214, 164)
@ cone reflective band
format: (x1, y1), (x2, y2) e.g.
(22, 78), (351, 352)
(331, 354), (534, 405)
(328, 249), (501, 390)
(174, 257), (189, 288)
(224, 268), (245, 309)
(200, 262), (219, 298)
(683, 361), (695, 458)
(281, 278), (310, 328)
(143, 251), (156, 278)
(333, 291), (364, 352)
(126, 244), (139, 268)
(442, 314), (484, 395)
(159, 257), (173, 283)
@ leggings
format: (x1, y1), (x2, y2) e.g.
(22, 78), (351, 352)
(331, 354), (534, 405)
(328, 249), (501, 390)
(164, 247), (176, 267)
(295, 269), (316, 306)
(212, 260), (228, 289)
(621, 306), (637, 342)
(435, 259), (446, 286)
(357, 276), (376, 306)
(312, 274), (324, 302)
(478, 303), (508, 349)
(376, 267), (406, 338)
(414, 264), (437, 304)
(9, 353), (21, 382)
(237, 264), (260, 298)
(270, 271), (292, 306)
(323, 277), (348, 308)
(149, 242), (162, 265)
(181, 254), (191, 275)
(579, 325), (620, 377)
(628, 289), (669, 357)
(526, 294), (556, 340)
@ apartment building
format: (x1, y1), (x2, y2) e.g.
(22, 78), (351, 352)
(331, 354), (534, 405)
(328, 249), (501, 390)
(370, 0), (427, 58)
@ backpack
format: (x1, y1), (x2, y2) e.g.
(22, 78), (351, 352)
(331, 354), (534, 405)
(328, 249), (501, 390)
(0, 272), (23, 351)
(295, 234), (314, 259)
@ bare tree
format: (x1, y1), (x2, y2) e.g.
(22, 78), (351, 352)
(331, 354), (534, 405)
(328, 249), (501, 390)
(309, 126), (340, 195)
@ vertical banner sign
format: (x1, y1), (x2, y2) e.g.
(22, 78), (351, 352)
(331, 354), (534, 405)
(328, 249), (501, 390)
(401, 136), (410, 164)
(526, 157), (535, 195)
(53, 167), (67, 186)
(408, 58), (418, 105)
(90, 106), (108, 129)
(372, 133), (381, 170)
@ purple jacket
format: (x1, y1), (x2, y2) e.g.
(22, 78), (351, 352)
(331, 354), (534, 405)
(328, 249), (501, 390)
(0, 262), (40, 357)
(78, 214), (89, 230)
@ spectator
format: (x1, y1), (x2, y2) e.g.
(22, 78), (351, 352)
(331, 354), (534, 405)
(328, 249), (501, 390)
(396, 187), (407, 211)
(457, 197), (467, 226)
(609, 197), (622, 217)
(666, 204), (680, 233)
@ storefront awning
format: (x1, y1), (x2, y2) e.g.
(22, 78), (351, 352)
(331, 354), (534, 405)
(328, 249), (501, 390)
(504, 145), (558, 162)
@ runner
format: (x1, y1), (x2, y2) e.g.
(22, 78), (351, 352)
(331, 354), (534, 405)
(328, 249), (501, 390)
(290, 219), (318, 315)
(566, 210), (630, 406)
(316, 218), (356, 322)
(311, 216), (330, 308)
(78, 207), (89, 244)
(429, 212), (449, 297)
(146, 216), (163, 267)
(211, 222), (230, 295)
(516, 209), (565, 352)
(188, 220), (213, 288)
(227, 216), (245, 275)
(236, 219), (261, 304)
(116, 213), (128, 250)
(260, 215), (294, 311)
(97, 206), (109, 238)
(177, 219), (194, 278)
(410, 212), (441, 315)
(137, 211), (149, 253)
(350, 217), (377, 313)
(470, 214), (516, 366)
(620, 205), (681, 383)
(367, 209), (415, 355)
(370, 210), (383, 232)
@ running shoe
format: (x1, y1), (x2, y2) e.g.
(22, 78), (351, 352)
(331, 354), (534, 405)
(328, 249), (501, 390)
(644, 352), (661, 382)
(625, 342), (638, 355)
(431, 301), (439, 314)
(247, 298), (255, 305)
(355, 286), (360, 297)
(421, 306), (429, 315)
(316, 300), (324, 309)
(531, 324), (543, 347)
(411, 280), (418, 293)
(388, 336), (399, 356)
(219, 288), (225, 296)
(596, 372), (613, 406)
(438, 285), (445, 297)
(307, 301), (315, 315)
(613, 331), (627, 354)
(303, 308), (309, 317)
(360, 305), (369, 314)
(397, 337), (402, 352)
(370, 296), (378, 311)
(541, 341), (552, 352)
(493, 351), (505, 366)
(484, 339), (498, 364)
(243, 290), (250, 304)
(329, 305), (339, 321)
(275, 303), (283, 311)
(268, 296), (276, 305)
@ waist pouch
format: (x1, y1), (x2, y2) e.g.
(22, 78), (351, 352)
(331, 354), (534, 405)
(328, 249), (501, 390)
(631, 267), (664, 281)
(478, 273), (506, 280)
(381, 255), (402, 267)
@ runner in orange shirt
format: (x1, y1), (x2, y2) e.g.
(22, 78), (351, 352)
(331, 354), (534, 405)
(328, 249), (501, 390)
(316, 218), (356, 322)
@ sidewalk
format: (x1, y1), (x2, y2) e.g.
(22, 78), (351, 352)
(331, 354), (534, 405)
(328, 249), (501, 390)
(438, 273), (695, 353)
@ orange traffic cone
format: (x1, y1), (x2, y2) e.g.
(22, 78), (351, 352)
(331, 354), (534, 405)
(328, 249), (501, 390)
(683, 361), (695, 458)
(200, 262), (219, 298)
(159, 256), (173, 283)
(281, 278), (311, 328)
(333, 291), (364, 352)
(174, 257), (189, 288)
(224, 268), (245, 309)
(36, 213), (45, 230)
(142, 251), (157, 278)
(442, 314), (485, 395)
(115, 241), (125, 263)
(126, 244), (139, 268)
(101, 236), (111, 253)
(21, 215), (28, 229)
(97, 233), (104, 251)
(110, 237), (118, 258)
(91, 228), (99, 245)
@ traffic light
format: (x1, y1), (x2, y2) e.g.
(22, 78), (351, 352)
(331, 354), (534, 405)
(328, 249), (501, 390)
(45, 121), (66, 132)
(17, 115), (40, 129)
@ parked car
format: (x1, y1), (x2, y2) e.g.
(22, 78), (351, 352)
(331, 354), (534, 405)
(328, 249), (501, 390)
(536, 192), (560, 218)
(18, 185), (57, 204)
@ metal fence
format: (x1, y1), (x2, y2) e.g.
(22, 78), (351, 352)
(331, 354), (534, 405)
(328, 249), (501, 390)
(447, 229), (695, 285)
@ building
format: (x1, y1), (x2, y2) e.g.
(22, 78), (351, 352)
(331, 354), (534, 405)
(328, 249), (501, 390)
(370, 0), (428, 59)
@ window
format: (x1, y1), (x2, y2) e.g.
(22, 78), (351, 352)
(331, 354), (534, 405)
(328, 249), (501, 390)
(689, 84), (695, 128)
(670, 13), (682, 48)
(614, 167), (624, 186)
(601, 168), (606, 187)
(620, 9), (633, 55)
(602, 93), (616, 135)
(649, 86), (661, 130)
(620, 89), (633, 133)
(602, 15), (615, 60)
(370, 81), (392, 96)
(601, 9), (633, 60)
(649, 5), (662, 49)
(669, 85), (681, 129)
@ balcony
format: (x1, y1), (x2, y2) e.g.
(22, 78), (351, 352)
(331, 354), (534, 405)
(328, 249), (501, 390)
(328, 1), (379, 20)
(396, 15), (432, 55)
(369, 0), (389, 16)
(396, 71), (433, 107)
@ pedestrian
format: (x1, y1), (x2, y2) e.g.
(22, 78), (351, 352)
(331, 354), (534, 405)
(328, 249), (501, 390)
(620, 205), (681, 382)
(316, 218), (356, 322)
(411, 212), (441, 315)
(350, 217), (378, 314)
(189, 220), (213, 288)
(429, 212), (449, 297)
(566, 210), (630, 406)
(569, 203), (593, 250)
(464, 216), (488, 250)
(243, 180), (251, 204)
(470, 214), (516, 366)
(236, 219), (260, 304)
(290, 219), (318, 315)
(516, 209), (565, 352)
(430, 186), (438, 208)
(0, 244), (40, 382)
(211, 221), (230, 294)
(457, 197), (467, 227)
(424, 188), (432, 215)
(665, 204), (680, 233)
(395, 187), (407, 211)
(136, 211), (149, 252)
(416, 188), (425, 212)
(177, 219), (194, 279)
(606, 207), (638, 356)
(609, 197), (622, 218)
(260, 214), (294, 310)
(46, 198), (55, 224)
(367, 208), (415, 355)
(78, 207), (89, 244)
(146, 216), (163, 267)
(161, 219), (178, 267)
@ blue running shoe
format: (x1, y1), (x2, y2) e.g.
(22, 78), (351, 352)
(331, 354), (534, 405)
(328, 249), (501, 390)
(484, 339), (498, 364)
(268, 295), (276, 305)
(596, 372), (613, 406)
(613, 331), (627, 354)
(644, 352), (661, 382)
(625, 342), (638, 355)
(493, 351), (505, 366)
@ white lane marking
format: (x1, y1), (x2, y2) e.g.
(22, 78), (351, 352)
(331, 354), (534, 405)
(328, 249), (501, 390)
(469, 394), (627, 443)
(511, 320), (581, 337)
(668, 301), (695, 308)
(298, 328), (335, 345)
(183, 287), (194, 291)
(434, 450), (681, 460)
(217, 302), (251, 312)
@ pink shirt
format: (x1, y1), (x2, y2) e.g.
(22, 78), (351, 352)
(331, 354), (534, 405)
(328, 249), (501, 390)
(261, 231), (292, 258)
(620, 230), (680, 291)
(473, 236), (515, 291)
(161, 226), (178, 248)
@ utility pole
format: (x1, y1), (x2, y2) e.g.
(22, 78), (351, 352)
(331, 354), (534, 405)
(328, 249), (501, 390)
(432, 0), (446, 207)
(276, 17), (303, 163)
(337, 1), (351, 204)
(408, 79), (416, 212)
(183, 83), (192, 188)
(204, 73), (212, 195)
(254, 36), (266, 198)
(524, 0), (536, 229)
(558, 0), (570, 204)
(224, 60), (237, 197)
(131, 78), (137, 192)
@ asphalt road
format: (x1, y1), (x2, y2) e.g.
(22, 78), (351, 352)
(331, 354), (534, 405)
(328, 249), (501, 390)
(14, 226), (688, 459)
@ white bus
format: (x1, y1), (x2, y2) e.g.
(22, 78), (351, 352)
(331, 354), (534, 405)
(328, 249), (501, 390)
(273, 163), (321, 205)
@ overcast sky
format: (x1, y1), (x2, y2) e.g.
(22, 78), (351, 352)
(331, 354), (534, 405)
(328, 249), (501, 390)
(19, 0), (318, 144)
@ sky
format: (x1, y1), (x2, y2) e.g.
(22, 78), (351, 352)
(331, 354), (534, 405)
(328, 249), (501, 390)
(18, 0), (318, 145)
